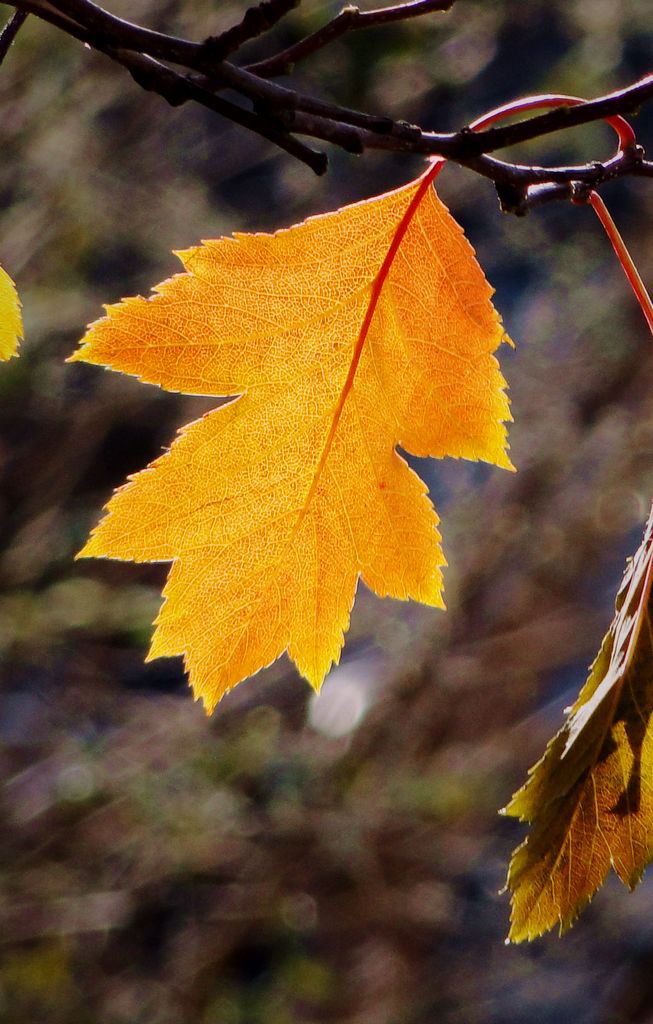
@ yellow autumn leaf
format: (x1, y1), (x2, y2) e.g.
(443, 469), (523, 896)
(0, 263), (22, 360)
(505, 504), (653, 942)
(71, 175), (512, 711)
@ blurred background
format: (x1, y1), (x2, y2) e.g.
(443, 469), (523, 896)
(2, 1), (653, 1021)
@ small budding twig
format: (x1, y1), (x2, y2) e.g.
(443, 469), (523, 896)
(206, 0), (300, 63)
(248, 0), (455, 77)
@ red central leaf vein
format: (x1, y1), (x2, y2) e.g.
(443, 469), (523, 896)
(293, 159), (445, 532)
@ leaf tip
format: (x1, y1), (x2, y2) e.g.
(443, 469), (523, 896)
(308, 674), (326, 695)
(75, 531), (106, 560)
(303, 653), (338, 694)
(173, 245), (204, 272)
(498, 451), (517, 473)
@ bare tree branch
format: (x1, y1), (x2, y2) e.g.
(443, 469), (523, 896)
(116, 50), (329, 174)
(3, 0), (653, 211)
(9, 0), (329, 172)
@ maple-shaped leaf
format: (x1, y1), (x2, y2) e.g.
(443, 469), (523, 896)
(71, 177), (511, 711)
(0, 264), (22, 360)
(505, 504), (653, 942)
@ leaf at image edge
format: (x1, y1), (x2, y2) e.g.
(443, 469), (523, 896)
(505, 504), (653, 941)
(0, 264), (22, 360)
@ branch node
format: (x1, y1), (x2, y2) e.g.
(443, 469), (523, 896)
(369, 116), (395, 134)
(342, 130), (365, 154)
(201, 0), (301, 63)
(624, 141), (646, 163)
(570, 181), (592, 205)
(395, 120), (422, 140)
(495, 182), (528, 216)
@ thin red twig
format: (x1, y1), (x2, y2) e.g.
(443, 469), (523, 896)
(588, 191), (653, 336)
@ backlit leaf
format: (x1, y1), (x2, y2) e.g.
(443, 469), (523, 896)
(505, 503), (653, 941)
(71, 176), (512, 711)
(0, 263), (22, 360)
